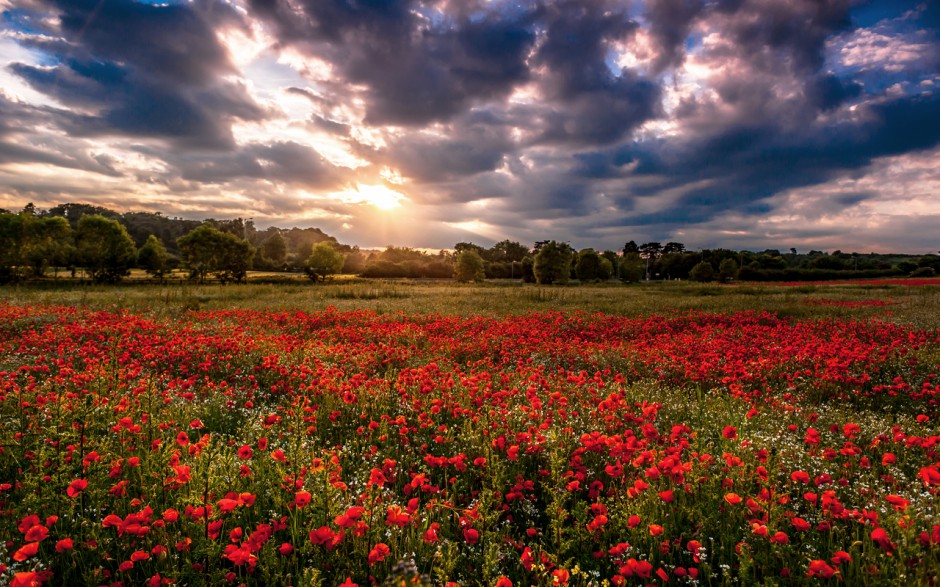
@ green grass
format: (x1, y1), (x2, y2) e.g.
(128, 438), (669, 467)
(1, 277), (938, 327)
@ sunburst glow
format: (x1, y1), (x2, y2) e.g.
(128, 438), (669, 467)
(342, 184), (407, 210)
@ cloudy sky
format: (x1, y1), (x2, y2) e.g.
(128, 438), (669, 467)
(1, 0), (938, 252)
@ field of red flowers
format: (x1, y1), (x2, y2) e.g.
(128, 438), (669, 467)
(1, 302), (939, 586)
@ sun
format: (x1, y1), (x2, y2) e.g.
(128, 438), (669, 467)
(347, 184), (407, 210)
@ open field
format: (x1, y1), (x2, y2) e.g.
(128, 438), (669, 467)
(1, 280), (939, 586)
(2, 278), (940, 327)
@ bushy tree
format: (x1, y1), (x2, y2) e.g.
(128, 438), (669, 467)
(177, 224), (254, 283)
(304, 241), (345, 282)
(137, 235), (169, 280)
(75, 214), (137, 283)
(575, 249), (611, 282)
(619, 252), (645, 283)
(0, 213), (26, 283)
(534, 241), (574, 285)
(718, 258), (739, 283)
(261, 232), (288, 268)
(454, 249), (485, 282)
(22, 216), (72, 277)
(342, 248), (368, 275)
(690, 261), (716, 282)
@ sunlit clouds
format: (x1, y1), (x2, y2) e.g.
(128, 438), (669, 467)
(0, 0), (938, 250)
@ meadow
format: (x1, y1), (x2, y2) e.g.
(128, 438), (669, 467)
(1, 279), (939, 586)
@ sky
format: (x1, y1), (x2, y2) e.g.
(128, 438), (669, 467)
(0, 0), (938, 253)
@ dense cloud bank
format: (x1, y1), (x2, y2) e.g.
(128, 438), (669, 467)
(1, 0), (938, 251)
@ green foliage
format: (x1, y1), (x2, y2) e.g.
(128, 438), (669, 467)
(454, 249), (485, 282)
(137, 235), (170, 280)
(534, 241), (574, 285)
(690, 260), (716, 282)
(575, 249), (611, 282)
(260, 232), (288, 268)
(361, 247), (454, 278)
(177, 224), (255, 283)
(718, 258), (739, 283)
(304, 241), (346, 282)
(619, 252), (645, 283)
(0, 212), (26, 283)
(75, 214), (137, 283)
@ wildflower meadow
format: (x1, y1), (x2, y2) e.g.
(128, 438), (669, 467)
(1, 282), (939, 586)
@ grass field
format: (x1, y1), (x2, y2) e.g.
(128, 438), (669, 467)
(2, 277), (939, 326)
(1, 279), (938, 586)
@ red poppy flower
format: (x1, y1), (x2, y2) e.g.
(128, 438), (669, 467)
(294, 491), (312, 508)
(66, 478), (87, 498)
(13, 542), (39, 561)
(11, 572), (41, 587)
(24, 525), (48, 542)
(367, 542), (390, 565)
(463, 527), (480, 544)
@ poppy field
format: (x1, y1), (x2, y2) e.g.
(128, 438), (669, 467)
(1, 286), (939, 586)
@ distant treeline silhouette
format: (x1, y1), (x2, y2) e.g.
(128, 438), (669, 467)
(1, 203), (937, 284)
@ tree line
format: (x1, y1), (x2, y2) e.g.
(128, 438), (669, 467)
(2, 203), (938, 285)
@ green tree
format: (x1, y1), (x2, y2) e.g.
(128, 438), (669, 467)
(22, 216), (72, 278)
(137, 235), (170, 280)
(0, 212), (26, 283)
(534, 241), (574, 285)
(177, 224), (254, 283)
(690, 261), (716, 282)
(75, 214), (137, 283)
(216, 235), (255, 283)
(486, 240), (529, 263)
(718, 258), (739, 283)
(454, 249), (485, 282)
(341, 248), (368, 275)
(304, 241), (345, 282)
(261, 231), (288, 269)
(575, 249), (610, 282)
(619, 252), (645, 283)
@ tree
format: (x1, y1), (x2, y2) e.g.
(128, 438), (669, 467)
(534, 241), (574, 285)
(639, 242), (663, 262)
(486, 240), (529, 263)
(619, 253), (645, 283)
(28, 216), (72, 278)
(623, 240), (639, 255)
(690, 261), (715, 282)
(177, 224), (255, 283)
(454, 249), (485, 282)
(575, 249), (611, 282)
(0, 212), (26, 283)
(75, 215), (137, 283)
(261, 232), (288, 268)
(662, 242), (686, 254)
(304, 241), (345, 282)
(718, 258), (739, 283)
(137, 235), (169, 280)
(341, 248), (368, 275)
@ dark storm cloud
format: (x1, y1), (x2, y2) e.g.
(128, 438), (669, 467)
(384, 110), (515, 184)
(7, 0), (266, 148)
(520, 0), (660, 145)
(174, 141), (346, 189)
(250, 0), (537, 125)
(644, 0), (707, 73)
(581, 91), (940, 227)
